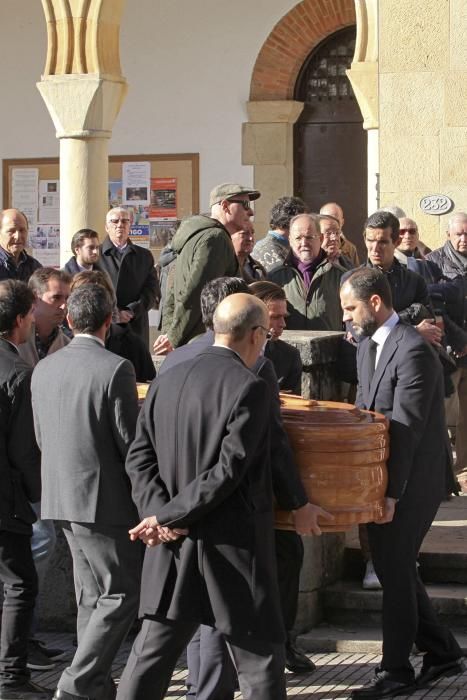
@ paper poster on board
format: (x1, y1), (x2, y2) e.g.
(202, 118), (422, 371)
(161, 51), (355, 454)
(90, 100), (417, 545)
(122, 162), (150, 205)
(12, 168), (39, 230)
(149, 177), (177, 219)
(129, 224), (150, 249)
(30, 224), (60, 267)
(38, 180), (60, 224)
(108, 181), (123, 208)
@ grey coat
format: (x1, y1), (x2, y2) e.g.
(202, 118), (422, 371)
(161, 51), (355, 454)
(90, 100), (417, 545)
(31, 335), (139, 525)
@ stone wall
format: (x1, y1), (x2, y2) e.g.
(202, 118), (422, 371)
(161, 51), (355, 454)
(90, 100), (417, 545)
(378, 0), (467, 250)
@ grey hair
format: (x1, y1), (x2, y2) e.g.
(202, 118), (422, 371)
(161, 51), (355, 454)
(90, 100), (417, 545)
(213, 298), (265, 341)
(106, 206), (130, 222)
(447, 211), (467, 230)
(289, 212), (321, 230)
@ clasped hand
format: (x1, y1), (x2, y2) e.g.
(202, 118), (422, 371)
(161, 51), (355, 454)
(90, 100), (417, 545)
(129, 516), (188, 547)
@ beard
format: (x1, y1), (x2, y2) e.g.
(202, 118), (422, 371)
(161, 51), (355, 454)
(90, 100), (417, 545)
(352, 314), (378, 339)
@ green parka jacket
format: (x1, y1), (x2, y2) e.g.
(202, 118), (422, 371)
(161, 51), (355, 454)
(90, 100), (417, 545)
(268, 251), (347, 331)
(162, 215), (238, 347)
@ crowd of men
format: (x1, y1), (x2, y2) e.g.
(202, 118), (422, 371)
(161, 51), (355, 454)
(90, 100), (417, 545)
(0, 188), (466, 700)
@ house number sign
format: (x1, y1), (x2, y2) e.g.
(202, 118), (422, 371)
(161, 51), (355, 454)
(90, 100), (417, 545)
(419, 194), (454, 215)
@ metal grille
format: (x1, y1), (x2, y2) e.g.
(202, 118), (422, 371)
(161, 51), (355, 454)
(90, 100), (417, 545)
(298, 27), (356, 103)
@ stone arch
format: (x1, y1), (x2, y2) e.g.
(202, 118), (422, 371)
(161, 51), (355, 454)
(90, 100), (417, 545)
(243, 1), (379, 234)
(250, 0), (356, 101)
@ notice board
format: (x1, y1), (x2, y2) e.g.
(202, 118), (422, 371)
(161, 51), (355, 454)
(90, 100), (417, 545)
(2, 153), (199, 265)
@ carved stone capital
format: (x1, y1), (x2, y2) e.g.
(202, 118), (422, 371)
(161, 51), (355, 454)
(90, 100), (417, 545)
(37, 74), (127, 139)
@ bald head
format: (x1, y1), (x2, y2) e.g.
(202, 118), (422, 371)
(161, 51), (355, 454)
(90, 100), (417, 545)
(213, 293), (269, 367)
(320, 202), (344, 228)
(447, 212), (467, 256)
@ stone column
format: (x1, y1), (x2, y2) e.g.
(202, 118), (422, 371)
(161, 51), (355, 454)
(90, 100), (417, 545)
(242, 101), (304, 236)
(37, 0), (128, 264)
(346, 0), (379, 216)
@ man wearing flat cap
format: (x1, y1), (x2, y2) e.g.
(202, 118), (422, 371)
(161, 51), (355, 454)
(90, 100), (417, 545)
(155, 183), (259, 351)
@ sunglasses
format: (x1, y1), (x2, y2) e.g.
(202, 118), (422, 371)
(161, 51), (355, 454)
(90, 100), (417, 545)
(399, 228), (417, 235)
(109, 218), (130, 225)
(227, 199), (252, 211)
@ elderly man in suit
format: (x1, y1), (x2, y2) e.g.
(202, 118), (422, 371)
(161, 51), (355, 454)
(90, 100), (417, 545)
(118, 294), (291, 700)
(99, 207), (160, 346)
(31, 284), (141, 700)
(340, 268), (464, 699)
(161, 278), (326, 699)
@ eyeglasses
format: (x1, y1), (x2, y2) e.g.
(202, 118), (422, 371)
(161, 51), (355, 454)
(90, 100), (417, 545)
(399, 228), (417, 235)
(109, 218), (130, 225)
(252, 325), (272, 340)
(227, 199), (252, 211)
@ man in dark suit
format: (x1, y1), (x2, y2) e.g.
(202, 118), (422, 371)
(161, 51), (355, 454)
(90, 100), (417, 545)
(31, 284), (141, 700)
(340, 268), (464, 699)
(249, 280), (302, 395)
(63, 230), (100, 276)
(161, 278), (324, 698)
(118, 294), (290, 700)
(0, 280), (52, 700)
(99, 208), (160, 346)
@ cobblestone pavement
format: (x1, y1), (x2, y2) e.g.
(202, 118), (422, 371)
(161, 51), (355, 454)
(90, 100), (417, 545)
(34, 633), (467, 699)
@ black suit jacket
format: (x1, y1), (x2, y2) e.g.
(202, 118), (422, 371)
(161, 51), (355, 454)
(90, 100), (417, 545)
(160, 331), (307, 511)
(264, 338), (302, 394)
(0, 339), (40, 533)
(126, 346), (285, 642)
(99, 237), (160, 344)
(356, 321), (446, 502)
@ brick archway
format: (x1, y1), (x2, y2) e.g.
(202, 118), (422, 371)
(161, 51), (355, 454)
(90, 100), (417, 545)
(250, 0), (356, 101)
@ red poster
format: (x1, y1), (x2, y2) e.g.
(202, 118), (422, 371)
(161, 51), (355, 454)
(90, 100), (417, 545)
(149, 177), (177, 219)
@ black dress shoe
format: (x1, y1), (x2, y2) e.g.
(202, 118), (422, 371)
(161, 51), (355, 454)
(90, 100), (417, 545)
(285, 643), (316, 673)
(52, 690), (88, 700)
(416, 658), (465, 688)
(0, 680), (53, 700)
(351, 670), (416, 699)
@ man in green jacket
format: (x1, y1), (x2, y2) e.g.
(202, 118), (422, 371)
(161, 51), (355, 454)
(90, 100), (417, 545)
(155, 183), (259, 351)
(269, 213), (348, 331)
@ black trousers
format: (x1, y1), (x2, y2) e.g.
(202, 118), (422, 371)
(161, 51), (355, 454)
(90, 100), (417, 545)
(368, 495), (462, 683)
(116, 617), (286, 700)
(186, 626), (237, 700)
(184, 529), (304, 699)
(0, 530), (37, 689)
(274, 529), (304, 634)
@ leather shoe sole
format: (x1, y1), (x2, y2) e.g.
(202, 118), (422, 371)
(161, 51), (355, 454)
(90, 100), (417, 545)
(416, 658), (465, 688)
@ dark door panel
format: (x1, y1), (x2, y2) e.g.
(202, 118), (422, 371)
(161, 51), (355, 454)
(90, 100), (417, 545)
(294, 27), (368, 261)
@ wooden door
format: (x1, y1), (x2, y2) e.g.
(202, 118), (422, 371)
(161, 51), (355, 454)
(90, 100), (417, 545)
(294, 27), (367, 260)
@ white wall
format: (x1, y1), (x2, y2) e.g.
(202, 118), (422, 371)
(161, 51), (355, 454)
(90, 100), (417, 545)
(0, 0), (297, 208)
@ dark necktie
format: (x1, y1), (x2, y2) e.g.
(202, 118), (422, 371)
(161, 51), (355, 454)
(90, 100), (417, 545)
(368, 338), (378, 383)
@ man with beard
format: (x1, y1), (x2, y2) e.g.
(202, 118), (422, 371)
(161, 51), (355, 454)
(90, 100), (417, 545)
(340, 268), (463, 699)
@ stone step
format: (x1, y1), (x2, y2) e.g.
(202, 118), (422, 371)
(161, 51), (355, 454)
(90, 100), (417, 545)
(321, 580), (467, 629)
(296, 622), (467, 655)
(344, 545), (467, 584)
